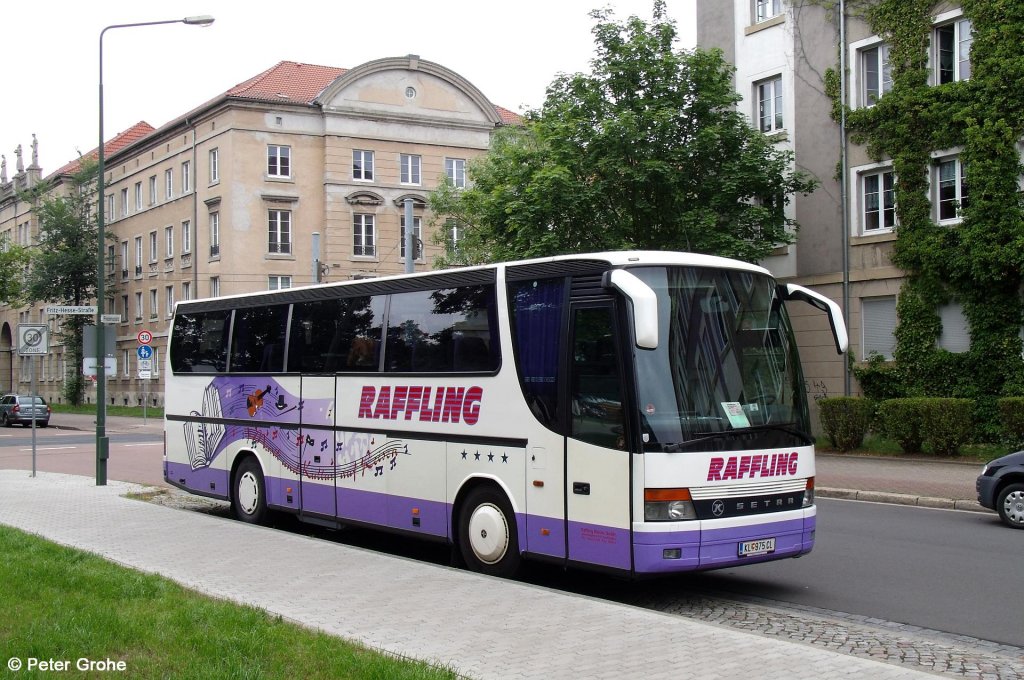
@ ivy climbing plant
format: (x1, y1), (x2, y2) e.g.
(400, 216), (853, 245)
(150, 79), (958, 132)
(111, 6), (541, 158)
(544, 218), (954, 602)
(826, 0), (1024, 438)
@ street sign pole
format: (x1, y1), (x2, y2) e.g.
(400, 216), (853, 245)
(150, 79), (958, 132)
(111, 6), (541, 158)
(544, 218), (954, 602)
(31, 355), (37, 477)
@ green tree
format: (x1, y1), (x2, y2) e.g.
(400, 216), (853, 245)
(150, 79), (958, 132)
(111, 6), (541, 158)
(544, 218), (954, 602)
(0, 243), (30, 306)
(431, 1), (816, 266)
(20, 160), (110, 405)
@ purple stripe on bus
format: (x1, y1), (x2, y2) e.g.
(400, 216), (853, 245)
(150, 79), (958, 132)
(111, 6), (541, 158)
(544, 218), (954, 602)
(525, 515), (567, 559)
(566, 520), (632, 570)
(165, 462), (229, 497)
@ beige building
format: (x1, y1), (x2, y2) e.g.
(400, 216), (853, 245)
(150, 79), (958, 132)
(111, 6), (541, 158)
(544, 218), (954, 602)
(0, 56), (519, 406)
(696, 1), (978, 404)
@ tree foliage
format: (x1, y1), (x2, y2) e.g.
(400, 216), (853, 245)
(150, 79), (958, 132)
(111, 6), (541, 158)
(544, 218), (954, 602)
(0, 244), (30, 306)
(19, 159), (110, 405)
(430, 2), (816, 266)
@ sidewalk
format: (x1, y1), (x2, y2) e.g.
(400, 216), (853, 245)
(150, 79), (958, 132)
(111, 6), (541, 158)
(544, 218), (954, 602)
(0, 470), (935, 680)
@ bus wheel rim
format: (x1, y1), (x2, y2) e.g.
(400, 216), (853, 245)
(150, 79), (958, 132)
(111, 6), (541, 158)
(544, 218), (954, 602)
(468, 503), (509, 564)
(238, 471), (260, 514)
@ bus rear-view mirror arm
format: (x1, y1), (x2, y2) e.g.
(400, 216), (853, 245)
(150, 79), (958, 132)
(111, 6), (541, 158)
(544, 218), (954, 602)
(605, 269), (659, 350)
(780, 283), (849, 355)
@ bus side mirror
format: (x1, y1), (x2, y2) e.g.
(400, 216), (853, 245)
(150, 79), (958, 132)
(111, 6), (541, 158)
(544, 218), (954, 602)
(780, 283), (848, 355)
(605, 269), (658, 350)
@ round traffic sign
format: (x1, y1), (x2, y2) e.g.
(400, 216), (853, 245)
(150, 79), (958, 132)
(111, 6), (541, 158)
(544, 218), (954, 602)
(137, 345), (153, 360)
(137, 330), (153, 344)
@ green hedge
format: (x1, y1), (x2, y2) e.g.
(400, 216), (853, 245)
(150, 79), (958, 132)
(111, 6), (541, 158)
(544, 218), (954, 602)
(877, 398), (927, 454)
(997, 397), (1024, 448)
(920, 399), (974, 456)
(819, 397), (873, 452)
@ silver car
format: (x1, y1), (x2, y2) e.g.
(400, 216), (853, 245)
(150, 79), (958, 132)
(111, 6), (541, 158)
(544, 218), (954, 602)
(0, 394), (51, 427)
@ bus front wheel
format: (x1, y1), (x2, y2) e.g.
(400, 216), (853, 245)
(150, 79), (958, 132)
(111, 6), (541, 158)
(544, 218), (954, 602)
(458, 486), (521, 577)
(233, 457), (268, 525)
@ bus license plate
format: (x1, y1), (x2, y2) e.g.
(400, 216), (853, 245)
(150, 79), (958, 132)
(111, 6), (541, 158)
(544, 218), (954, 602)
(738, 538), (776, 557)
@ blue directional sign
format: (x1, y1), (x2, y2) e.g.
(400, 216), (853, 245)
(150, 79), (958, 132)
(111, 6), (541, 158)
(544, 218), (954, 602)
(137, 344), (153, 360)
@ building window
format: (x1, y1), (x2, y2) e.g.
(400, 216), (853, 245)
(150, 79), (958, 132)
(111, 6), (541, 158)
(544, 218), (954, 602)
(936, 157), (968, 222)
(181, 220), (191, 254)
(120, 241), (129, 278)
(210, 212), (220, 257)
(400, 215), (422, 260)
(353, 214), (375, 256)
(400, 154), (421, 185)
(755, 0), (781, 23)
(149, 175), (157, 206)
(269, 275), (292, 290)
(936, 18), (972, 84)
(134, 236), (143, 274)
(134, 182), (143, 211)
(445, 158), (466, 188)
(120, 188), (128, 217)
(134, 292), (143, 322)
(862, 169), (896, 232)
(268, 209), (292, 254)
(182, 281), (191, 302)
(209, 148), (219, 184)
(353, 150), (374, 181)
(862, 43), (892, 106)
(182, 160), (191, 193)
(121, 295), (129, 322)
(165, 226), (174, 258)
(122, 349), (129, 377)
(862, 297), (897, 360)
(106, 195), (114, 222)
(210, 276), (220, 298)
(267, 145), (291, 178)
(149, 231), (158, 263)
(165, 285), (175, 317)
(446, 219), (462, 252)
(937, 302), (970, 353)
(152, 348), (160, 376)
(756, 76), (783, 133)
(149, 289), (158, 319)
(165, 169), (173, 200)
(107, 244), (116, 274)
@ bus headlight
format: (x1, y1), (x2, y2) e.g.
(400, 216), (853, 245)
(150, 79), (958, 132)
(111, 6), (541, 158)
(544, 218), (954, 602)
(644, 488), (697, 521)
(802, 477), (815, 507)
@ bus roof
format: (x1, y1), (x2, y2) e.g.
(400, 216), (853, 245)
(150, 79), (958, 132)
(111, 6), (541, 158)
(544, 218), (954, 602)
(176, 250), (770, 310)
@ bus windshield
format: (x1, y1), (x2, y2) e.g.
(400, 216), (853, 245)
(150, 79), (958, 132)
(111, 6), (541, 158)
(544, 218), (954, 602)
(630, 266), (810, 453)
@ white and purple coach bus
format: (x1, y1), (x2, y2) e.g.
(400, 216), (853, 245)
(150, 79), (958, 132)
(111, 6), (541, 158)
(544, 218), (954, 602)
(165, 251), (847, 577)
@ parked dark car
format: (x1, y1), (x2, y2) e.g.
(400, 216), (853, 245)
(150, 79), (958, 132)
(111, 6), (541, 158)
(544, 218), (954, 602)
(976, 451), (1024, 529)
(0, 394), (51, 428)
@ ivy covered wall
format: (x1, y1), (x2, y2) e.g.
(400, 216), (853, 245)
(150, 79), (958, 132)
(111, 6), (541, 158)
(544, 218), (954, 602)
(826, 0), (1024, 438)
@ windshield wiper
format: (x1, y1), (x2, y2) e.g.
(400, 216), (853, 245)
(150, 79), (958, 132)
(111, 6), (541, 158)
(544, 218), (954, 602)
(657, 423), (812, 452)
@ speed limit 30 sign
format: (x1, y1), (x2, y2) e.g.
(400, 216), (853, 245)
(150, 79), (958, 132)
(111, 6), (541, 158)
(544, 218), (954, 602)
(137, 330), (153, 345)
(17, 324), (49, 356)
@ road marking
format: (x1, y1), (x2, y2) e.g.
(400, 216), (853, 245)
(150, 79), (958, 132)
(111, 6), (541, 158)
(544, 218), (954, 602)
(121, 443), (161, 448)
(18, 446), (78, 452)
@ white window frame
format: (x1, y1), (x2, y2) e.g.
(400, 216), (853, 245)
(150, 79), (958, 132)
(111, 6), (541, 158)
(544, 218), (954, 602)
(120, 241), (129, 277)
(149, 231), (158, 264)
(268, 275), (292, 291)
(182, 281), (191, 302)
(165, 285), (175, 318)
(353, 214), (375, 257)
(862, 168), (896, 234)
(121, 294), (129, 323)
(149, 289), (158, 320)
(165, 225), (174, 258)
(134, 182), (143, 211)
(268, 209), (292, 254)
(148, 175), (157, 206)
(106, 195), (114, 222)
(400, 214), (423, 261)
(756, 75), (784, 133)
(400, 153), (421, 185)
(120, 188), (128, 217)
(849, 161), (897, 236)
(134, 291), (143, 322)
(861, 296), (898, 360)
(934, 154), (968, 224)
(353, 150), (374, 181)
(181, 220), (191, 254)
(755, 0), (782, 23)
(861, 42), (892, 107)
(445, 158), (466, 188)
(122, 349), (129, 377)
(934, 13), (972, 85)
(210, 276), (220, 298)
(165, 168), (173, 201)
(267, 145), (291, 178)
(209, 148), (219, 184)
(134, 236), (143, 273)
(209, 212), (220, 257)
(182, 160), (191, 193)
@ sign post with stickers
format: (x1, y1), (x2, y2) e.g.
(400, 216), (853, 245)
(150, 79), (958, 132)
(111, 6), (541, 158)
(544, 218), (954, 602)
(138, 332), (154, 424)
(17, 324), (49, 477)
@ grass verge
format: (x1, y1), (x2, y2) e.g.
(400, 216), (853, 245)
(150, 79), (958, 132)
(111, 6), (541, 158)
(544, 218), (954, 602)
(49, 403), (164, 419)
(0, 526), (457, 679)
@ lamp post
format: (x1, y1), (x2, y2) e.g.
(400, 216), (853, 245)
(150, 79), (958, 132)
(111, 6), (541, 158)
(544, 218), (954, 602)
(95, 15), (214, 485)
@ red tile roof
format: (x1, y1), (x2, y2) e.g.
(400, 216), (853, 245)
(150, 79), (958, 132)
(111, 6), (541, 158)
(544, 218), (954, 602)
(48, 121), (156, 179)
(495, 105), (524, 125)
(226, 61), (347, 105)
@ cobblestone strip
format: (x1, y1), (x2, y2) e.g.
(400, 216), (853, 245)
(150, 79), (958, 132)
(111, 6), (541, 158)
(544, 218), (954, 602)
(620, 590), (1024, 680)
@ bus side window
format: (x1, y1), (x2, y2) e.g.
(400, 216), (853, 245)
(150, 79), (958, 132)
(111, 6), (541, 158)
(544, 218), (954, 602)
(570, 306), (625, 449)
(230, 305), (289, 373)
(170, 310), (231, 374)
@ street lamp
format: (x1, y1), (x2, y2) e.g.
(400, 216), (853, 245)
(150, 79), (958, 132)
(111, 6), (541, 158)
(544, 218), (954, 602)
(95, 15), (214, 486)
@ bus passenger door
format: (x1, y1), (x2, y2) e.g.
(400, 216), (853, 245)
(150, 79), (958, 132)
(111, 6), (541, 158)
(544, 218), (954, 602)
(565, 303), (633, 571)
(299, 376), (337, 519)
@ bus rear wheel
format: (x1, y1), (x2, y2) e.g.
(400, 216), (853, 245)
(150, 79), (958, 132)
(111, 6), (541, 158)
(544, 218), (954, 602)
(233, 457), (268, 525)
(458, 486), (521, 577)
